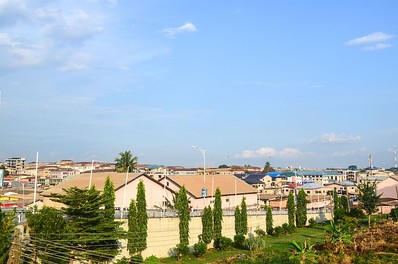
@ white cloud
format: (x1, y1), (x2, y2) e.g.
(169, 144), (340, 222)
(240, 147), (302, 159)
(346, 32), (394, 46)
(162, 22), (197, 38)
(319, 133), (361, 144)
(346, 32), (394, 51)
(332, 148), (367, 157)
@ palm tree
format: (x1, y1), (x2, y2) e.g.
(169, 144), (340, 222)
(114, 150), (138, 172)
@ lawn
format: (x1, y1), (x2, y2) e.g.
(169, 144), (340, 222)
(159, 226), (325, 263)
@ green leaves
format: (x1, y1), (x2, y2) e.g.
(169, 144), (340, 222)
(114, 150), (138, 173)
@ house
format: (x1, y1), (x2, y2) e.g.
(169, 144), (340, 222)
(160, 174), (259, 210)
(376, 176), (398, 214)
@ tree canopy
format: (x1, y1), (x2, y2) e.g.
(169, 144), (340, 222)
(357, 181), (381, 227)
(115, 150), (138, 173)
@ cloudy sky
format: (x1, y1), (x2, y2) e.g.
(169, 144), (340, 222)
(1, 0), (397, 169)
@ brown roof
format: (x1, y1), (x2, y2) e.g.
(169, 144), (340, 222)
(166, 174), (257, 198)
(41, 172), (146, 196)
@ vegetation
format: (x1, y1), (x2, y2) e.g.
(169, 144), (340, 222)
(296, 189), (307, 228)
(176, 185), (191, 247)
(201, 206), (213, 245)
(262, 161), (275, 173)
(287, 191), (295, 228)
(136, 180), (148, 253)
(114, 150), (138, 172)
(240, 197), (248, 235)
(266, 207), (273, 235)
(357, 181), (382, 227)
(213, 187), (223, 240)
(234, 206), (241, 235)
(127, 199), (139, 255)
(0, 208), (15, 264)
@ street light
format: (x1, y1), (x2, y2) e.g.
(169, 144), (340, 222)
(192, 146), (206, 183)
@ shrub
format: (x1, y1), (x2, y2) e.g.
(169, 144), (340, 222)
(308, 218), (317, 227)
(349, 208), (365, 219)
(390, 208), (398, 222)
(234, 234), (245, 248)
(242, 237), (266, 251)
(193, 241), (207, 257)
(273, 226), (284, 236)
(131, 254), (143, 263)
(115, 257), (130, 264)
(214, 236), (233, 251)
(254, 229), (266, 237)
(282, 223), (294, 234)
(174, 243), (190, 258)
(144, 255), (161, 263)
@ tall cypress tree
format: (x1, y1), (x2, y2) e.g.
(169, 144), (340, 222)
(266, 207), (273, 235)
(127, 199), (139, 255)
(213, 187), (223, 240)
(136, 180), (148, 254)
(240, 197), (248, 235)
(296, 189), (308, 228)
(201, 206), (213, 245)
(103, 176), (116, 219)
(234, 206), (241, 235)
(176, 185), (191, 246)
(287, 191), (296, 228)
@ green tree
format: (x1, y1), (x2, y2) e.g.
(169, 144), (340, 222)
(266, 207), (273, 235)
(287, 191), (296, 228)
(51, 186), (123, 262)
(296, 189), (307, 228)
(176, 186), (191, 246)
(357, 181), (382, 227)
(234, 206), (241, 235)
(127, 199), (139, 256)
(218, 164), (229, 168)
(263, 161), (275, 173)
(103, 176), (116, 219)
(240, 197), (248, 235)
(213, 188), (223, 240)
(26, 206), (69, 263)
(0, 208), (15, 264)
(136, 180), (148, 253)
(114, 150), (138, 173)
(201, 206), (213, 245)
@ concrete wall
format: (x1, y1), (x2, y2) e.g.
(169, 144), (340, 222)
(118, 210), (331, 259)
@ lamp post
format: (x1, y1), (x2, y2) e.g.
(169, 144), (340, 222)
(192, 146), (206, 183)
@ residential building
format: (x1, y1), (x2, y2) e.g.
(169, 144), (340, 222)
(4, 157), (26, 175)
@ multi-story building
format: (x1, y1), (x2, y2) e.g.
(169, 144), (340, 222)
(4, 157), (26, 175)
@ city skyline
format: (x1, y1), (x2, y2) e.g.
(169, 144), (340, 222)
(0, 1), (397, 169)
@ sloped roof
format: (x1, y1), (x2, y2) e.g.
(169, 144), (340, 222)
(299, 182), (324, 190)
(41, 172), (148, 196)
(166, 174), (257, 198)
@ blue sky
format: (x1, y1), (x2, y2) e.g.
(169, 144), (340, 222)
(1, 0), (397, 169)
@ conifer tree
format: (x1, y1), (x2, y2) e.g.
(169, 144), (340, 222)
(176, 185), (191, 246)
(213, 187), (223, 239)
(127, 199), (139, 255)
(287, 191), (296, 228)
(103, 176), (116, 219)
(201, 206), (213, 245)
(240, 197), (248, 235)
(234, 206), (241, 235)
(296, 189), (308, 228)
(136, 180), (148, 253)
(266, 207), (273, 235)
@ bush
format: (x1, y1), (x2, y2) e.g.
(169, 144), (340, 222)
(131, 254), (143, 263)
(349, 208), (365, 219)
(193, 241), (207, 257)
(254, 229), (266, 237)
(282, 223), (294, 234)
(174, 243), (190, 258)
(334, 208), (347, 221)
(234, 234), (245, 248)
(144, 255), (160, 264)
(273, 226), (284, 236)
(308, 218), (317, 227)
(214, 236), (233, 251)
(115, 257), (130, 264)
(242, 237), (266, 251)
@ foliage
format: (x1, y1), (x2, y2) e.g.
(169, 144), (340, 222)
(127, 199), (139, 255)
(357, 181), (382, 227)
(390, 208), (398, 222)
(290, 240), (317, 264)
(0, 208), (15, 264)
(213, 187), (223, 240)
(242, 236), (267, 251)
(340, 195), (349, 212)
(263, 161), (275, 173)
(144, 255), (161, 264)
(348, 208), (365, 219)
(282, 223), (295, 234)
(26, 206), (69, 263)
(240, 197), (248, 235)
(176, 185), (191, 246)
(51, 186), (123, 262)
(266, 207), (273, 235)
(273, 226), (284, 236)
(287, 191), (295, 228)
(201, 206), (213, 244)
(114, 150), (138, 172)
(130, 254), (143, 263)
(296, 189), (307, 228)
(214, 236), (233, 251)
(174, 243), (190, 258)
(218, 164), (229, 168)
(193, 241), (207, 257)
(324, 221), (352, 253)
(103, 176), (116, 220)
(136, 180), (148, 253)
(308, 218), (317, 227)
(234, 234), (245, 248)
(254, 229), (266, 237)
(234, 206), (241, 235)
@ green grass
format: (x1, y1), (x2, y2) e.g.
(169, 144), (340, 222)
(159, 226), (325, 263)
